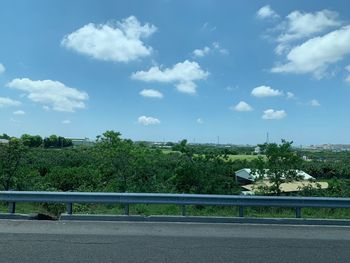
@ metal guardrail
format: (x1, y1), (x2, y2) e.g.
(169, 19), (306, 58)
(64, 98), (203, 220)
(1, 191), (350, 218)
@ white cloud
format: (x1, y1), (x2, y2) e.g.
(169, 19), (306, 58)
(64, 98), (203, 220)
(6, 78), (88, 112)
(197, 118), (204, 124)
(137, 115), (160, 126)
(62, 119), (71, 124)
(345, 65), (350, 83)
(0, 63), (5, 74)
(193, 46), (210, 57)
(287, 92), (295, 99)
(13, 110), (25, 115)
(262, 109), (287, 120)
(232, 101), (253, 112)
(0, 97), (21, 107)
(251, 85), (283, 97)
(257, 5), (279, 19)
(310, 99), (321, 107)
(139, 89), (163, 98)
(61, 16), (157, 62)
(192, 42), (228, 58)
(201, 22), (216, 32)
(131, 60), (209, 94)
(277, 10), (341, 43)
(272, 25), (350, 78)
(212, 42), (229, 55)
(226, 85), (239, 91)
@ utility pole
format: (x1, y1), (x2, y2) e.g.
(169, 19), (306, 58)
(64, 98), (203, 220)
(266, 132), (270, 144)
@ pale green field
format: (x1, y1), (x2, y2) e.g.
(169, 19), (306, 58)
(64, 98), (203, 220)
(226, 154), (264, 161)
(160, 149), (263, 161)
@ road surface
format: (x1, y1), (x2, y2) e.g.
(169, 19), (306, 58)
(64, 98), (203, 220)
(0, 220), (349, 262)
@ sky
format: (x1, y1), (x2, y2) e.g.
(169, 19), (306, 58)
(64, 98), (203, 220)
(1, 0), (350, 145)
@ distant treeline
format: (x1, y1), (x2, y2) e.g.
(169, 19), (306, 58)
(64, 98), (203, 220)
(0, 131), (350, 197)
(0, 133), (72, 148)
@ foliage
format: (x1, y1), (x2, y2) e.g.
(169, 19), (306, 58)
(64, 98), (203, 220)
(43, 135), (72, 148)
(0, 131), (349, 199)
(252, 140), (303, 195)
(0, 138), (26, 190)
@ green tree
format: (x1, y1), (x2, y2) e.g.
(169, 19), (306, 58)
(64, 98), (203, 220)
(94, 131), (134, 192)
(252, 140), (302, 195)
(0, 138), (26, 190)
(21, 134), (43, 147)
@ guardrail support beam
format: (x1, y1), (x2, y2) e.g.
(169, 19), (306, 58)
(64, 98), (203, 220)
(238, 206), (244, 217)
(182, 205), (187, 216)
(295, 207), (301, 218)
(124, 204), (129, 215)
(66, 203), (73, 215)
(8, 202), (16, 214)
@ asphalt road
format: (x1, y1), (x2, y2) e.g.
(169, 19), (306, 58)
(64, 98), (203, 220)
(0, 220), (349, 263)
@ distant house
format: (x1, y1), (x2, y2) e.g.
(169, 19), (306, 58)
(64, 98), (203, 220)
(235, 168), (327, 195)
(254, 146), (261, 154)
(70, 138), (94, 147)
(235, 168), (314, 184)
(0, 139), (9, 144)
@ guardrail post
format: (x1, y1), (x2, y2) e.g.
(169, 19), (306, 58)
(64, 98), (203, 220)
(124, 204), (129, 215)
(238, 206), (244, 217)
(66, 203), (73, 215)
(295, 207), (301, 218)
(182, 205), (187, 216)
(8, 202), (16, 214)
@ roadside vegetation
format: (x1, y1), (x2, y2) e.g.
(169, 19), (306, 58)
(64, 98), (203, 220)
(1, 131), (350, 218)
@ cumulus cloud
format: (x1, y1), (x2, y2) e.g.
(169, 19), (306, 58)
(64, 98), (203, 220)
(272, 25), (350, 77)
(131, 60), (209, 94)
(212, 42), (229, 55)
(61, 16), (157, 62)
(262, 109), (287, 120)
(277, 10), (341, 43)
(6, 78), (88, 112)
(0, 97), (21, 107)
(309, 99), (321, 107)
(139, 89), (163, 98)
(286, 92), (295, 99)
(232, 101), (253, 112)
(257, 5), (279, 19)
(345, 65), (350, 83)
(193, 46), (210, 57)
(197, 118), (204, 124)
(251, 85), (283, 97)
(13, 110), (25, 115)
(137, 115), (160, 126)
(0, 63), (5, 74)
(62, 119), (71, 124)
(192, 42), (228, 58)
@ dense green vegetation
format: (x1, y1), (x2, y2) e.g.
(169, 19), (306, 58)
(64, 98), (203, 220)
(1, 131), (350, 217)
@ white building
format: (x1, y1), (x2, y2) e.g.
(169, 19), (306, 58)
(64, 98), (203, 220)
(254, 146), (261, 154)
(0, 139), (9, 144)
(235, 168), (314, 184)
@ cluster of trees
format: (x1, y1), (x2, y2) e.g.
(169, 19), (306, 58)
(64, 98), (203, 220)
(0, 131), (349, 198)
(0, 131), (245, 194)
(1, 134), (72, 148)
(171, 141), (253, 156)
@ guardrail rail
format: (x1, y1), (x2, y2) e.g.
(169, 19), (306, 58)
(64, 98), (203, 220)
(1, 191), (350, 218)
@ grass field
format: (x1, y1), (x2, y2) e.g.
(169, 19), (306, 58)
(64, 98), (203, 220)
(161, 149), (264, 161)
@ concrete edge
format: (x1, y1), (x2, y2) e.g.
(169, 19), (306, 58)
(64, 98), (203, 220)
(59, 214), (350, 226)
(0, 213), (32, 220)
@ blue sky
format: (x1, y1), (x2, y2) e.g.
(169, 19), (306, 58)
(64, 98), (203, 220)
(1, 0), (350, 145)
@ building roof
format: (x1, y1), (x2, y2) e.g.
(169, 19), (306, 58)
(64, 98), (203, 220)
(241, 180), (328, 194)
(235, 168), (314, 181)
(0, 139), (9, 144)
